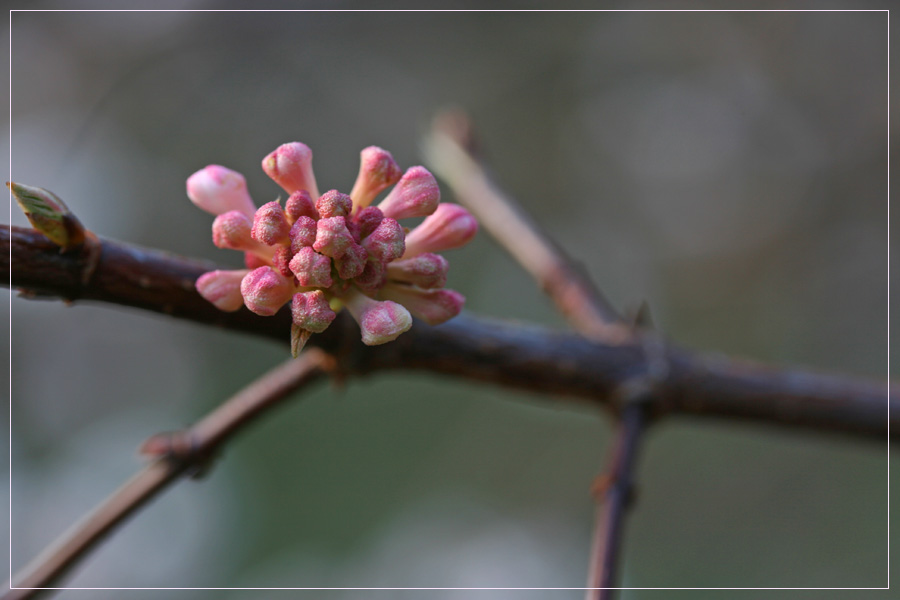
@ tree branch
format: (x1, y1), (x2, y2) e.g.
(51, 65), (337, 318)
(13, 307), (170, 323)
(586, 400), (647, 600)
(5, 350), (333, 599)
(4, 224), (896, 441)
(423, 110), (623, 339)
(423, 113), (649, 599)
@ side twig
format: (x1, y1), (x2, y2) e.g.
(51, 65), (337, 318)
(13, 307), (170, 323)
(586, 399), (648, 599)
(423, 110), (624, 340)
(5, 349), (333, 599)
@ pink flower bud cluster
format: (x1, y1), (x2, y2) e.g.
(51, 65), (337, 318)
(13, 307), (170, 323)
(188, 142), (477, 355)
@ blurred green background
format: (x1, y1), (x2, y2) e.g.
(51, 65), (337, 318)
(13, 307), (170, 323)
(4, 4), (894, 598)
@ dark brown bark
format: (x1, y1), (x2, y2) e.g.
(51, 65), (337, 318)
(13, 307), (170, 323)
(4, 224), (896, 441)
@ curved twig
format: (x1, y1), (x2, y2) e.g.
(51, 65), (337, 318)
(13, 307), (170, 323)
(4, 350), (333, 599)
(424, 110), (623, 339)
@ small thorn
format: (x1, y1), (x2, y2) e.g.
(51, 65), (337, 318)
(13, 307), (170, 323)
(629, 300), (654, 330)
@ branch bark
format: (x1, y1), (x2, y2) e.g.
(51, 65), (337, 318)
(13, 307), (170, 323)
(5, 350), (332, 599)
(586, 400), (647, 600)
(4, 224), (896, 441)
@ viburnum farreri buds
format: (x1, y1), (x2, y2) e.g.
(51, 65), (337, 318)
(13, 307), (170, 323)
(188, 142), (477, 356)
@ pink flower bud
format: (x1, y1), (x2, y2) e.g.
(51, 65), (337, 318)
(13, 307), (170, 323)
(377, 166), (440, 221)
(313, 216), (354, 259)
(285, 190), (319, 223)
(289, 247), (333, 288)
(353, 259), (387, 294)
(244, 252), (269, 270)
(316, 190), (353, 219)
(187, 165), (256, 218)
(262, 142), (319, 199)
(380, 284), (465, 326)
(289, 216), (318, 254)
(335, 242), (368, 280)
(344, 290), (413, 346)
(291, 290), (336, 333)
(349, 146), (402, 210)
(361, 217), (405, 263)
(251, 201), (291, 246)
(402, 203), (477, 258)
(240, 266), (295, 316)
(386, 253), (449, 289)
(272, 246), (294, 278)
(195, 269), (249, 312)
(212, 210), (253, 250)
(354, 206), (384, 240)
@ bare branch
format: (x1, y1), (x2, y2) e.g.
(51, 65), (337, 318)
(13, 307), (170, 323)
(423, 110), (623, 340)
(586, 399), (648, 600)
(4, 350), (333, 599)
(4, 224), (895, 441)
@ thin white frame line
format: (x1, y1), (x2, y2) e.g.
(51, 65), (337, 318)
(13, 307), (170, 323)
(886, 7), (891, 592)
(3, 9), (894, 13)
(6, 7), (891, 593)
(7, 6), (12, 590)
(8, 587), (895, 591)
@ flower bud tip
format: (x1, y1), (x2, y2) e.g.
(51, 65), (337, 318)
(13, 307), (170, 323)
(262, 142), (319, 199)
(186, 165), (256, 217)
(377, 166), (440, 221)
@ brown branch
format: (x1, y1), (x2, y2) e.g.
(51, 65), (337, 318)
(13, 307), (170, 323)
(585, 399), (648, 600)
(423, 110), (624, 340)
(4, 224), (896, 440)
(424, 112), (655, 598)
(4, 350), (332, 599)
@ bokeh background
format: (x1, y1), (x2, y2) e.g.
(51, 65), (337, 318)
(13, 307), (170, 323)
(4, 4), (894, 598)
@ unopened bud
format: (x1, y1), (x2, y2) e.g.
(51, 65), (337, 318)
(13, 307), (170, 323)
(251, 201), (291, 246)
(354, 206), (384, 240)
(361, 217), (405, 263)
(262, 142), (319, 199)
(289, 247), (333, 288)
(377, 166), (440, 221)
(380, 284), (465, 326)
(289, 216), (318, 253)
(186, 165), (256, 218)
(240, 266), (294, 316)
(335, 242), (368, 279)
(8, 182), (86, 251)
(313, 216), (354, 259)
(195, 269), (249, 312)
(402, 203), (477, 258)
(212, 210), (253, 250)
(386, 253), (449, 289)
(272, 246), (294, 278)
(344, 290), (413, 346)
(350, 146), (402, 210)
(285, 190), (319, 223)
(291, 290), (336, 333)
(316, 190), (353, 219)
